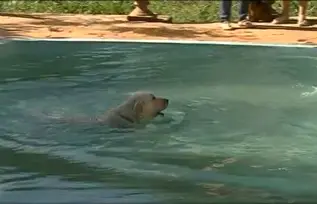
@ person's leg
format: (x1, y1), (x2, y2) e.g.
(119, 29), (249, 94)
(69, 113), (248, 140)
(272, 0), (290, 24)
(220, 0), (234, 30)
(239, 0), (250, 21)
(298, 0), (309, 26)
(220, 0), (232, 22)
(237, 0), (253, 27)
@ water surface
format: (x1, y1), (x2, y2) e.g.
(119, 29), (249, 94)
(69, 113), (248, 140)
(1, 41), (317, 203)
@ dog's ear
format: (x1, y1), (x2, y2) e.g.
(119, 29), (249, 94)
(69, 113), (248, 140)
(133, 101), (144, 117)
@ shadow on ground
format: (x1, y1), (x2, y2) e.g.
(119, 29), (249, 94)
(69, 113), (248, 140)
(0, 13), (127, 38)
(0, 12), (47, 19)
(251, 18), (317, 31)
(0, 27), (22, 38)
(0, 12), (127, 26)
(0, 23), (40, 38)
(107, 25), (234, 39)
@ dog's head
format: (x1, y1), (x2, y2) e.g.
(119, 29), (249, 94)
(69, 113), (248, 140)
(118, 91), (169, 123)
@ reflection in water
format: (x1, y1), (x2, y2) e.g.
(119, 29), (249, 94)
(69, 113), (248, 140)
(1, 41), (317, 203)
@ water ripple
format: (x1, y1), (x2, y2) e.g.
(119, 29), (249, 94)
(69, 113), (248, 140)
(1, 41), (317, 203)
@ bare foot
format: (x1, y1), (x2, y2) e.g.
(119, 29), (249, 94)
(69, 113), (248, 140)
(298, 15), (309, 27)
(298, 19), (310, 27)
(272, 15), (289, 24)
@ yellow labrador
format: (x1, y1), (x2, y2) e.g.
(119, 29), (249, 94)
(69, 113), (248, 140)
(63, 91), (169, 128)
(100, 91), (169, 128)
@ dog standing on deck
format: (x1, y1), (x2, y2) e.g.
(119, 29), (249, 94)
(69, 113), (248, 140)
(61, 91), (169, 129)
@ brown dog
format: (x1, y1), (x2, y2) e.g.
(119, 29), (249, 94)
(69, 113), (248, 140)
(61, 91), (169, 129)
(248, 0), (278, 22)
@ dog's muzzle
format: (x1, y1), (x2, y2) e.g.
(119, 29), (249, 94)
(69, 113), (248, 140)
(157, 99), (169, 116)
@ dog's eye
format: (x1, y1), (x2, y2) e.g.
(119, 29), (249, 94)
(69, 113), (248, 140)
(152, 96), (156, 100)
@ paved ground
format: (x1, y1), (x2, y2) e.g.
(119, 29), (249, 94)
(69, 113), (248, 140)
(0, 13), (317, 44)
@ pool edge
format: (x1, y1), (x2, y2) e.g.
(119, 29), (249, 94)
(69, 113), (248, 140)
(3, 37), (317, 48)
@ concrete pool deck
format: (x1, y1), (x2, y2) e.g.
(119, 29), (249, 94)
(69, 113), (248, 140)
(0, 13), (317, 45)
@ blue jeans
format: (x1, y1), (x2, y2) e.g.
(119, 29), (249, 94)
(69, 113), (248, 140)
(220, 0), (250, 22)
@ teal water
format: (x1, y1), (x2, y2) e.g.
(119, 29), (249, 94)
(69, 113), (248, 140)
(1, 40), (317, 203)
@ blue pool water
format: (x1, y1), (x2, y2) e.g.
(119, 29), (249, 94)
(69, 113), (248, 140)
(0, 40), (317, 203)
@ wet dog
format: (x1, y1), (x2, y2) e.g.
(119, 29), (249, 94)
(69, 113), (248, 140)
(62, 91), (169, 128)
(100, 91), (169, 128)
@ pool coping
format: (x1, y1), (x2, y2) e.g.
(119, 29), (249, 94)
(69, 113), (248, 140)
(3, 37), (317, 48)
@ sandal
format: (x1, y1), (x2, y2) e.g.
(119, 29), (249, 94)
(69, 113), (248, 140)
(237, 20), (253, 28)
(221, 21), (234, 30)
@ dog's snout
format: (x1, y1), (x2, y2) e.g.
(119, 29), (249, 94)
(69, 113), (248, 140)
(164, 99), (169, 105)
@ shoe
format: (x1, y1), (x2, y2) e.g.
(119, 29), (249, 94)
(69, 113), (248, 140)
(221, 21), (234, 30)
(237, 19), (254, 28)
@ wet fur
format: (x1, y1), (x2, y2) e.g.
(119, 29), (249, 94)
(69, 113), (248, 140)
(61, 91), (169, 129)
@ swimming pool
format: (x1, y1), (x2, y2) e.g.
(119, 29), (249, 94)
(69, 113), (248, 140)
(1, 39), (317, 203)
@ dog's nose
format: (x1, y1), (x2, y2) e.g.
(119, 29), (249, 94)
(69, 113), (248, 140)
(165, 99), (169, 105)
